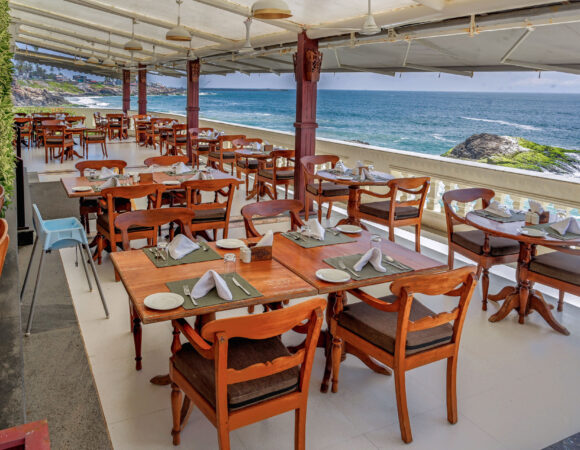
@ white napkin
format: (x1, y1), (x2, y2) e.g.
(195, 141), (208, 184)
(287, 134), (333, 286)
(353, 248), (386, 273)
(192, 270), (233, 300)
(335, 160), (347, 174)
(305, 219), (325, 240)
(167, 234), (199, 260)
(529, 200), (544, 214)
(360, 168), (375, 181)
(550, 217), (580, 236)
(190, 171), (207, 180)
(100, 176), (119, 189)
(172, 162), (191, 174)
(484, 200), (511, 218)
(99, 167), (116, 179)
(256, 230), (273, 247)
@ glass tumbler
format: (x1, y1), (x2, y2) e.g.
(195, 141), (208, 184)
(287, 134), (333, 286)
(224, 253), (236, 274)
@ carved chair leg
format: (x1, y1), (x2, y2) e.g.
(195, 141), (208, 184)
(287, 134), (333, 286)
(394, 369), (413, 444)
(171, 383), (183, 446)
(326, 201), (333, 220)
(558, 291), (565, 312)
(414, 224), (421, 253)
(133, 316), (142, 370)
(481, 268), (490, 311)
(447, 249), (454, 269)
(446, 356), (458, 424)
(216, 422), (231, 450)
(331, 336), (342, 393)
(317, 201), (323, 223)
(294, 407), (307, 450)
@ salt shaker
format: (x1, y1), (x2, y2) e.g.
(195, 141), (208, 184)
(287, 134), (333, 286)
(240, 246), (252, 264)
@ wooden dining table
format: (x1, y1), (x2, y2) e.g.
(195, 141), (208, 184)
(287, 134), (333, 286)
(466, 212), (579, 335)
(270, 229), (447, 391)
(315, 169), (394, 229)
(234, 148), (274, 200)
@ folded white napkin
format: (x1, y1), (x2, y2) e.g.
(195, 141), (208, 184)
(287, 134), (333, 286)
(305, 218), (325, 240)
(167, 234), (199, 260)
(100, 176), (119, 189)
(256, 230), (273, 247)
(99, 167), (116, 179)
(335, 161), (347, 173)
(484, 200), (511, 218)
(550, 217), (580, 236)
(353, 248), (386, 273)
(529, 199), (544, 214)
(360, 168), (375, 181)
(192, 270), (233, 300)
(172, 162), (191, 174)
(190, 171), (208, 180)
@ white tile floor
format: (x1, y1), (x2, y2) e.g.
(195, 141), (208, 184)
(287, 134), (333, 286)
(28, 138), (580, 449)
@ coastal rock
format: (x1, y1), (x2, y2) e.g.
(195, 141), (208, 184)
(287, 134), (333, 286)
(12, 85), (68, 106)
(445, 133), (528, 159)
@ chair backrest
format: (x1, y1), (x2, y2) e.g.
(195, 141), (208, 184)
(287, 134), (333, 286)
(442, 188), (495, 231)
(0, 218), (9, 278)
(386, 177), (430, 218)
(41, 120), (62, 127)
(144, 155), (188, 167)
(217, 135), (245, 150)
(189, 127), (214, 136)
(66, 116), (85, 124)
(195, 297), (326, 408)
(115, 207), (196, 250)
(241, 199), (304, 238)
(231, 137), (262, 148)
(181, 179), (236, 224)
(43, 125), (67, 142)
(76, 160), (127, 175)
(264, 150), (295, 178)
(171, 124), (188, 142)
(300, 155), (339, 186)
(388, 266), (477, 359)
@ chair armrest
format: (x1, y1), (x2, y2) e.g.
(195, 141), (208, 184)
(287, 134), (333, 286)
(357, 188), (392, 202)
(173, 318), (214, 359)
(347, 288), (400, 312)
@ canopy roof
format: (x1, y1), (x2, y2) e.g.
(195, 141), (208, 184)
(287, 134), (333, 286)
(9, 0), (580, 78)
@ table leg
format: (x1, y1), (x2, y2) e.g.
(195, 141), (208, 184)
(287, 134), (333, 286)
(336, 186), (368, 229)
(132, 314), (142, 371)
(528, 290), (570, 335)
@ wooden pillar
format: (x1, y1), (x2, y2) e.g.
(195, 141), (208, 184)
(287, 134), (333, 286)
(138, 63), (147, 115)
(186, 59), (200, 164)
(122, 69), (130, 114)
(293, 31), (321, 205)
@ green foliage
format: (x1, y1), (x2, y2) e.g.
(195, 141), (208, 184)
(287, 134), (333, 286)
(0, 0), (15, 212)
(13, 106), (79, 115)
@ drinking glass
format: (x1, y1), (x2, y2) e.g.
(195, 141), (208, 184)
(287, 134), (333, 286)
(157, 237), (168, 266)
(224, 253), (236, 274)
(370, 234), (381, 250)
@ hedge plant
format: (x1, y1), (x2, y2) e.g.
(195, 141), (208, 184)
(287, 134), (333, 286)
(0, 0), (15, 212)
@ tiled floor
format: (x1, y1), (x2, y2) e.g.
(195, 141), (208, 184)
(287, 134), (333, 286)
(29, 138), (580, 449)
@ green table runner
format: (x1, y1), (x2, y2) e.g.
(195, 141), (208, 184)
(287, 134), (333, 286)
(166, 273), (262, 310)
(471, 209), (526, 223)
(87, 174), (129, 182)
(324, 253), (413, 280)
(144, 243), (222, 268)
(281, 231), (356, 248)
(524, 223), (580, 241)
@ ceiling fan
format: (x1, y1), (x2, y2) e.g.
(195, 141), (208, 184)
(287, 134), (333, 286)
(238, 17), (254, 54)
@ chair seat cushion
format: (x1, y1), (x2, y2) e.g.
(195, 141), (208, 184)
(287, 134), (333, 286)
(174, 136), (187, 143)
(306, 182), (349, 197)
(451, 230), (519, 257)
(173, 338), (299, 410)
(85, 135), (106, 141)
(258, 169), (294, 180)
(359, 201), (419, 220)
(209, 151), (235, 160)
(192, 208), (227, 223)
(338, 295), (453, 356)
(97, 213), (153, 234)
(236, 159), (259, 169)
(529, 252), (580, 286)
(45, 137), (69, 144)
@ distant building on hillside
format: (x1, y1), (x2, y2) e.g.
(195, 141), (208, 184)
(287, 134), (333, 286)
(72, 75), (89, 82)
(55, 74), (67, 82)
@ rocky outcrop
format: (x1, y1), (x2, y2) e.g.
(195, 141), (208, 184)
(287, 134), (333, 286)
(12, 85), (69, 106)
(443, 133), (580, 175)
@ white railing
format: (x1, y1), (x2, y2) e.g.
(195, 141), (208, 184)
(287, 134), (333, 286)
(56, 107), (580, 233)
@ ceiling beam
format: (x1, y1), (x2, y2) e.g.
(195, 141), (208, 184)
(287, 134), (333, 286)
(14, 18), (155, 56)
(333, 49), (395, 77)
(9, 1), (189, 51)
(501, 59), (580, 76)
(14, 49), (117, 76)
(63, 0), (234, 45)
(191, 0), (302, 33)
(255, 55), (293, 67)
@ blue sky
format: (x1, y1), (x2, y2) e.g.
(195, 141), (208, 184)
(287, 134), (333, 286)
(151, 70), (580, 93)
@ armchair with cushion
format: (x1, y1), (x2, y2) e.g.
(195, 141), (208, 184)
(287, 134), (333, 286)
(207, 134), (245, 173)
(233, 137), (263, 195)
(189, 127), (216, 168)
(256, 149), (295, 202)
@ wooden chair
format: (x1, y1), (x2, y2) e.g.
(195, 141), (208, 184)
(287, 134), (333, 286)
(143, 155), (189, 209)
(181, 179), (236, 241)
(15, 117), (33, 148)
(354, 177), (430, 252)
(75, 160), (128, 234)
(83, 127), (108, 158)
(328, 266), (477, 443)
(93, 112), (108, 129)
(0, 218), (9, 278)
(106, 113), (128, 140)
(169, 297), (326, 449)
(233, 138), (263, 195)
(190, 127), (216, 168)
(207, 134), (245, 174)
(443, 188), (520, 310)
(523, 246), (579, 312)
(94, 184), (165, 266)
(132, 114), (150, 145)
(43, 125), (74, 163)
(144, 155), (188, 168)
(147, 118), (172, 150)
(166, 123), (188, 156)
(241, 199), (304, 238)
(256, 149), (295, 202)
(301, 155), (349, 222)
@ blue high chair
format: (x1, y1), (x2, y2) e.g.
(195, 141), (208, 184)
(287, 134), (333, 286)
(21, 204), (110, 336)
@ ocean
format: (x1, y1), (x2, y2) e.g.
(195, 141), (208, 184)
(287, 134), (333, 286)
(68, 90), (580, 157)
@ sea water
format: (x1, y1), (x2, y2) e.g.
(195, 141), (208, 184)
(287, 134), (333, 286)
(68, 90), (580, 158)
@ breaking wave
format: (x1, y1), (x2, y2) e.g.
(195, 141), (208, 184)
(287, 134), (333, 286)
(461, 116), (541, 131)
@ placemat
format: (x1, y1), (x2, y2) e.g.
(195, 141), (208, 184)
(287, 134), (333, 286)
(524, 223), (580, 241)
(144, 243), (222, 267)
(281, 230), (356, 248)
(86, 174), (129, 182)
(164, 170), (195, 176)
(471, 209), (526, 223)
(166, 273), (262, 310)
(324, 253), (413, 280)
